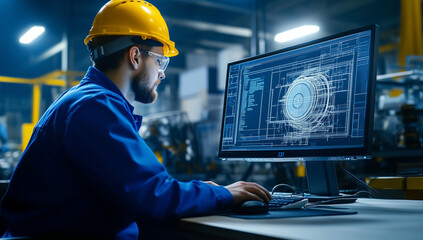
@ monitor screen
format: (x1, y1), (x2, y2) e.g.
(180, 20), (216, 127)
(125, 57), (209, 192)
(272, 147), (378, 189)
(219, 25), (378, 161)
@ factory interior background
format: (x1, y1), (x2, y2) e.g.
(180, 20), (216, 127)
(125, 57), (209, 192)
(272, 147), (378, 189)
(0, 0), (422, 199)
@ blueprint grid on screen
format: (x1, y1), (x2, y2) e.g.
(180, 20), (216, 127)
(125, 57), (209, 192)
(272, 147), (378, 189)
(222, 30), (372, 152)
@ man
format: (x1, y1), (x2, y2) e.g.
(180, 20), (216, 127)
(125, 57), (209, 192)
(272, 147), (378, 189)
(0, 1), (270, 239)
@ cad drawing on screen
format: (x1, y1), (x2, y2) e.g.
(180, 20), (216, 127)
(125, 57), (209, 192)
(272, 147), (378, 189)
(220, 26), (378, 198)
(221, 28), (374, 153)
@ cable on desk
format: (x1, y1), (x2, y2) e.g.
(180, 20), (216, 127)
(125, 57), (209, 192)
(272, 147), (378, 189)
(271, 183), (304, 197)
(339, 161), (383, 199)
(353, 190), (379, 198)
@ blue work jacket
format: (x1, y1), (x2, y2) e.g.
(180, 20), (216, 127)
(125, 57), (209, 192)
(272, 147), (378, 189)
(0, 67), (233, 239)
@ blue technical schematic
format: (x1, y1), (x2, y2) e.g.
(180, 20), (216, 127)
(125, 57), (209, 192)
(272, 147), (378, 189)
(222, 30), (372, 151)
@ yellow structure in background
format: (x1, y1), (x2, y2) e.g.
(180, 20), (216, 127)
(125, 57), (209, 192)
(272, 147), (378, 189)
(296, 162), (306, 178)
(0, 70), (84, 150)
(367, 176), (423, 200)
(398, 0), (423, 66)
(21, 123), (36, 152)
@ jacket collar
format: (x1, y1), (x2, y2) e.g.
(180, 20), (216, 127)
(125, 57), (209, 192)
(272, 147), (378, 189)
(81, 67), (143, 129)
(81, 66), (135, 113)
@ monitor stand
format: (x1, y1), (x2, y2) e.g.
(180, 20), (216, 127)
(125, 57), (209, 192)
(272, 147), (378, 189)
(305, 161), (340, 201)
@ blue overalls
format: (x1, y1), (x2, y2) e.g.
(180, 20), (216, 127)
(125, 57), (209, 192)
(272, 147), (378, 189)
(0, 67), (233, 239)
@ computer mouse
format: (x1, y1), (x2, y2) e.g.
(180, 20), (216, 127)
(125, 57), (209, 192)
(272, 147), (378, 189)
(233, 200), (269, 215)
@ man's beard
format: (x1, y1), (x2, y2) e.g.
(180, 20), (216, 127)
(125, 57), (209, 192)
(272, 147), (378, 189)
(131, 70), (159, 104)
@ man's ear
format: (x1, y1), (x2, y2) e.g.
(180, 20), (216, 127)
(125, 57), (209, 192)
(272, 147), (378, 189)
(128, 46), (142, 70)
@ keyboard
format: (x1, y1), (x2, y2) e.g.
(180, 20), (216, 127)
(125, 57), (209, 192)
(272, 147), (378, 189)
(268, 196), (308, 210)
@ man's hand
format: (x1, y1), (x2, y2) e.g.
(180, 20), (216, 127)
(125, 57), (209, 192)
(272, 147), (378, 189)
(225, 181), (271, 206)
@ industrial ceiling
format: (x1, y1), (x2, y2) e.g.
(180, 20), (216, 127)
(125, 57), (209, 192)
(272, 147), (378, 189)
(0, 0), (400, 80)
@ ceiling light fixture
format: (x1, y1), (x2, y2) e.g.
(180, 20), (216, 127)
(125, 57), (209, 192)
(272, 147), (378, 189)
(19, 26), (45, 44)
(274, 25), (320, 43)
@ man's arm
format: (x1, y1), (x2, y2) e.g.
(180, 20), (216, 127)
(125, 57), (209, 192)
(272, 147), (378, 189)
(63, 94), (269, 220)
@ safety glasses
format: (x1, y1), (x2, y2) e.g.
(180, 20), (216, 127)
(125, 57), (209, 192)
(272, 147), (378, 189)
(141, 50), (170, 73)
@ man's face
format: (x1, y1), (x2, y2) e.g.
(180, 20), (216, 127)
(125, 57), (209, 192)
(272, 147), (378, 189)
(131, 47), (165, 104)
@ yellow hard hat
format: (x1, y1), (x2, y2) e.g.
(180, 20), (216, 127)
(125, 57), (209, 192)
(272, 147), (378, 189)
(84, 0), (178, 57)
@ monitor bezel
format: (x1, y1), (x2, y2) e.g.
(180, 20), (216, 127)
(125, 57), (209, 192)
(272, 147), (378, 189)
(218, 24), (379, 161)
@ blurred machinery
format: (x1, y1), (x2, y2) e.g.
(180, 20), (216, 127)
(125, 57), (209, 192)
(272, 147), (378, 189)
(140, 111), (211, 180)
(374, 56), (423, 152)
(371, 55), (423, 178)
(0, 151), (20, 180)
(0, 120), (21, 179)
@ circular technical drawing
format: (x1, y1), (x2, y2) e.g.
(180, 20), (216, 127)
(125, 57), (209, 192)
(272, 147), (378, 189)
(282, 74), (331, 131)
(285, 81), (314, 120)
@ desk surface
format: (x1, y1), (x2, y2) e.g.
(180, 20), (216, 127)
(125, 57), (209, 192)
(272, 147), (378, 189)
(179, 199), (423, 240)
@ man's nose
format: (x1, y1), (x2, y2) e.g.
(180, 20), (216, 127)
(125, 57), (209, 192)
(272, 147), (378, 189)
(158, 72), (165, 81)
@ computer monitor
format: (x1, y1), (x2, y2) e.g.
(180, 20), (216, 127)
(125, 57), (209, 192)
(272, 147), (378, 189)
(218, 25), (379, 196)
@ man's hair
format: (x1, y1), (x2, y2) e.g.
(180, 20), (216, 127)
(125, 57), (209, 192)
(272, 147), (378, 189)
(88, 35), (152, 72)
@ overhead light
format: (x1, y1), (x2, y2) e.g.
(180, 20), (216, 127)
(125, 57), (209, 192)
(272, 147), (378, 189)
(19, 26), (45, 44)
(274, 25), (320, 43)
